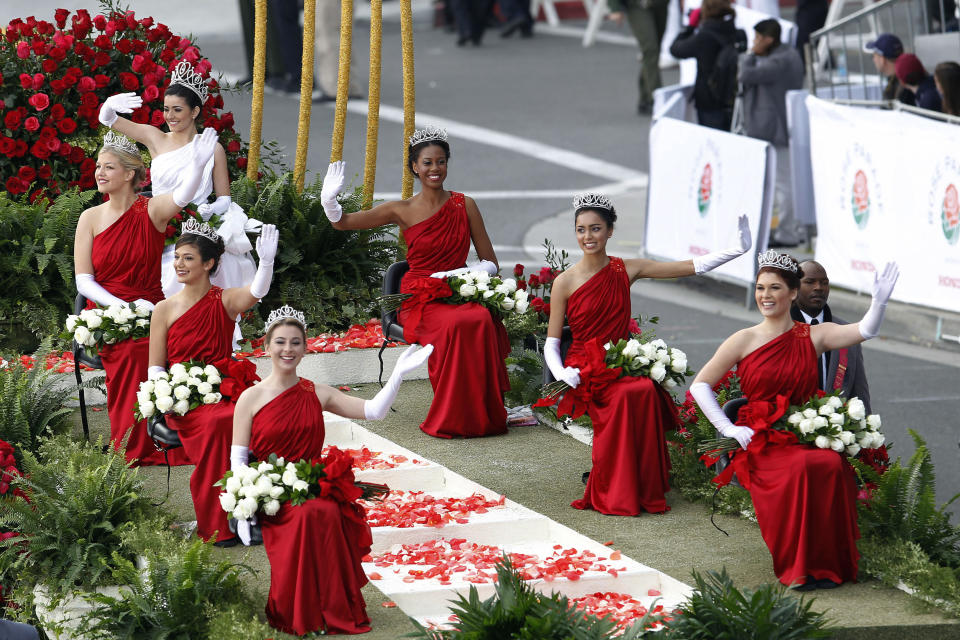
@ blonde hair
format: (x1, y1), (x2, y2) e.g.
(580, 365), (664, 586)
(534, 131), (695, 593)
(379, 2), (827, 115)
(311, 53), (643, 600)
(97, 147), (147, 188)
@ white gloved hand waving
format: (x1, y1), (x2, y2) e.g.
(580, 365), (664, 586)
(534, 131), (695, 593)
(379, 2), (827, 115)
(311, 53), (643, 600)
(99, 92), (142, 127)
(320, 161), (346, 222)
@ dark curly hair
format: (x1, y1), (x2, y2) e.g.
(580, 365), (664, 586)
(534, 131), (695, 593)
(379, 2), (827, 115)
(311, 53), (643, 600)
(407, 140), (451, 177)
(575, 204), (618, 228)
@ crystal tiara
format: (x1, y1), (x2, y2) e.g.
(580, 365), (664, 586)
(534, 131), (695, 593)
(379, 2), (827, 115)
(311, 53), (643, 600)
(757, 249), (799, 274)
(169, 60), (209, 102)
(265, 305), (307, 332)
(181, 218), (220, 243)
(573, 192), (614, 212)
(102, 130), (139, 156)
(409, 125), (448, 147)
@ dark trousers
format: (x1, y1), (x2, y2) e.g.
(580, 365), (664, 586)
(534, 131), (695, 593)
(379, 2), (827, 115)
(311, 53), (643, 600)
(698, 107), (732, 131)
(238, 0), (284, 79)
(451, 0), (494, 41)
(623, 0), (670, 107)
(794, 0), (829, 51)
(268, 0), (304, 82)
(499, 0), (532, 22)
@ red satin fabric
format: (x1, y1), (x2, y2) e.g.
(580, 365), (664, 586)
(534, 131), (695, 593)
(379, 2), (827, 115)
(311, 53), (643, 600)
(164, 287), (237, 542)
(397, 192), (509, 438)
(88, 196), (176, 465)
(251, 380), (372, 635)
(726, 322), (859, 586)
(564, 258), (677, 515)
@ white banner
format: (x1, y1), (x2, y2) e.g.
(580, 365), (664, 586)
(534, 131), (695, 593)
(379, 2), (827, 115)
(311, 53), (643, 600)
(807, 97), (960, 313)
(646, 118), (773, 285)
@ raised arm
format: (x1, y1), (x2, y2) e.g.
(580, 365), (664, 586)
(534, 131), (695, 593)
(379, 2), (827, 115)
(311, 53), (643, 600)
(222, 224), (279, 316)
(626, 214), (752, 281)
(146, 128), (219, 229)
(196, 144), (232, 221)
(319, 345), (433, 419)
(811, 262), (899, 354)
(99, 93), (167, 154)
(321, 161), (401, 230)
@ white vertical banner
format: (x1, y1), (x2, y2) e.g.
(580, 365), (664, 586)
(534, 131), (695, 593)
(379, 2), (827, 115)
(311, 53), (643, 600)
(646, 118), (771, 285)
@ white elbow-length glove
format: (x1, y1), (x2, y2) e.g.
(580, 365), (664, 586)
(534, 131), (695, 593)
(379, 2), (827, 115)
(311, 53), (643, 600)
(364, 344), (434, 419)
(689, 382), (754, 450)
(544, 337), (581, 388)
(692, 215), (752, 274)
(858, 262), (899, 339)
(147, 366), (167, 381)
(197, 195), (232, 221)
(430, 260), (498, 279)
(248, 224), (279, 299)
(320, 161), (346, 223)
(229, 444), (254, 546)
(98, 92), (142, 128)
(172, 128), (219, 208)
(76, 273), (125, 308)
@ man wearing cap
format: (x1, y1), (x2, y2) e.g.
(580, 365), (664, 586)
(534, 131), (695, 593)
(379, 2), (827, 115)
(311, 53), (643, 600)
(791, 260), (872, 412)
(896, 53), (943, 112)
(864, 33), (913, 105)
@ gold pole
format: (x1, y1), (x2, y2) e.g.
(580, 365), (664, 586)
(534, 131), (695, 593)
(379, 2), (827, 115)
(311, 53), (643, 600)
(247, 0), (268, 180)
(362, 0), (383, 209)
(294, 0), (317, 192)
(330, 0), (354, 162)
(399, 0), (415, 200)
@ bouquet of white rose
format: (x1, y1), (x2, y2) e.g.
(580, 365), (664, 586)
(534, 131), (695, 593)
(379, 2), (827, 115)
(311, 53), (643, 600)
(697, 392), (884, 457)
(62, 302), (151, 356)
(379, 271), (531, 317)
(134, 360), (223, 421)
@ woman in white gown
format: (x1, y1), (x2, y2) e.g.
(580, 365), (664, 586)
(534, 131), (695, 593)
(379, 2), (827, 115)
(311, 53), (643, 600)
(98, 62), (258, 346)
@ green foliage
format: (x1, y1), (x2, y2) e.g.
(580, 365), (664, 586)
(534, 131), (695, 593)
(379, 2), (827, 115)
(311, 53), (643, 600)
(0, 338), (92, 460)
(231, 173), (396, 332)
(504, 348), (546, 407)
(0, 189), (94, 345)
(207, 604), (297, 640)
(654, 569), (833, 639)
(853, 430), (960, 567)
(0, 436), (157, 596)
(858, 536), (960, 617)
(80, 538), (255, 639)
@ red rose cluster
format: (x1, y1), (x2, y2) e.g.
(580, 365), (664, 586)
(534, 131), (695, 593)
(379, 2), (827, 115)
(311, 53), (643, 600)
(1, 6), (246, 202)
(512, 263), (559, 321)
(0, 439), (25, 498)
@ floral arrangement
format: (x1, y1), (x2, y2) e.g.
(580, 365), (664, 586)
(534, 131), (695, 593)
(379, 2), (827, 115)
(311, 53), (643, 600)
(0, 3), (246, 200)
(511, 239), (571, 324)
(0, 439), (25, 499)
(62, 301), (150, 355)
(697, 392), (884, 458)
(134, 360), (223, 420)
(379, 271), (531, 317)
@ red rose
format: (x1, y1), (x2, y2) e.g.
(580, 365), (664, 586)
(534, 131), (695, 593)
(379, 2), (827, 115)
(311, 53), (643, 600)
(165, 224), (177, 238)
(5, 177), (25, 195)
(119, 72), (139, 91)
(70, 147), (85, 163)
(236, 157), (247, 169)
(513, 263), (525, 277)
(18, 166), (37, 183)
(94, 52), (111, 67)
(31, 40), (46, 56)
(104, 20), (118, 37)
(42, 58), (58, 73)
(93, 15), (107, 31)
(48, 45), (66, 61)
(77, 76), (96, 93)
(528, 274), (540, 288)
(131, 105), (149, 124)
(45, 137), (61, 153)
(14, 140), (28, 157)
(0, 138), (15, 156)
(195, 59), (212, 75)
(543, 303), (551, 316)
(150, 109), (164, 126)
(517, 279), (527, 291)
(538, 266), (554, 282)
(226, 140), (241, 153)
(19, 74), (32, 89)
(80, 92), (99, 107)
(530, 297), (545, 312)
(219, 112), (234, 129)
(159, 48), (175, 64)
(94, 34), (112, 50)
(94, 74), (110, 88)
(79, 157), (96, 173)
(24, 116), (40, 132)
(115, 38), (133, 54)
(31, 73), (45, 89)
(57, 118), (77, 134)
(58, 142), (72, 156)
(125, 12), (138, 30)
(140, 17), (154, 28)
(53, 31), (74, 49)
(142, 85), (160, 102)
(37, 164), (52, 179)
(28, 93), (50, 111)
(131, 53), (152, 73)
(16, 41), (30, 58)
(182, 47), (200, 63)
(141, 71), (158, 88)
(132, 39), (147, 54)
(55, 8), (70, 28)
(39, 126), (57, 139)
(49, 79), (66, 95)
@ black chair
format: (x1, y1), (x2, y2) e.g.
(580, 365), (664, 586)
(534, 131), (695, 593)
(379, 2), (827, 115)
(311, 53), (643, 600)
(72, 293), (104, 441)
(541, 326), (574, 386)
(715, 397), (748, 487)
(377, 260), (410, 386)
(147, 413), (183, 451)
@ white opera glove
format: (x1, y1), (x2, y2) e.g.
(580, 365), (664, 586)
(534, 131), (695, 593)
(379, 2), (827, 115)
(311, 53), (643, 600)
(98, 92), (142, 127)
(147, 366), (166, 380)
(430, 260), (498, 279)
(320, 161), (346, 223)
(197, 195), (232, 221)
(544, 337), (581, 388)
(132, 298), (155, 312)
(76, 273), (125, 308)
(173, 128), (218, 208)
(858, 262), (900, 339)
(249, 224), (279, 299)
(364, 344), (434, 420)
(692, 215), (752, 274)
(229, 445), (254, 545)
(689, 382), (754, 450)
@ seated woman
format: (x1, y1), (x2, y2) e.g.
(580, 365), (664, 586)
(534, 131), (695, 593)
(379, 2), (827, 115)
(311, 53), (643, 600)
(690, 252), (899, 589)
(544, 193), (753, 516)
(230, 308), (432, 635)
(73, 129), (216, 465)
(148, 221), (278, 545)
(320, 126), (509, 438)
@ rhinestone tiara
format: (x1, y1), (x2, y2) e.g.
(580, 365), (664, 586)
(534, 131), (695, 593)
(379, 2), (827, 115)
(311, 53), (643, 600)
(169, 60), (209, 102)
(757, 249), (799, 274)
(102, 130), (139, 157)
(181, 217), (219, 243)
(573, 192), (614, 212)
(265, 305), (307, 332)
(408, 125), (448, 147)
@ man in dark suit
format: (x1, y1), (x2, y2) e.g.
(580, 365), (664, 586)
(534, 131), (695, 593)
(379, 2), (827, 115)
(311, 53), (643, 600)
(791, 260), (872, 412)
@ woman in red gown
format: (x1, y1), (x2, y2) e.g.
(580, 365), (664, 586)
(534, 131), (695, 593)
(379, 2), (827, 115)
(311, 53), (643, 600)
(73, 129), (217, 465)
(544, 193), (752, 516)
(148, 221), (279, 545)
(319, 128), (509, 438)
(230, 310), (432, 635)
(691, 252), (899, 588)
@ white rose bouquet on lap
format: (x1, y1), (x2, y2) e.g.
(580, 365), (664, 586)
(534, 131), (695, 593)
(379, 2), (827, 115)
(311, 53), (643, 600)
(604, 337), (692, 391)
(134, 360), (223, 420)
(62, 302), (151, 356)
(379, 270), (532, 317)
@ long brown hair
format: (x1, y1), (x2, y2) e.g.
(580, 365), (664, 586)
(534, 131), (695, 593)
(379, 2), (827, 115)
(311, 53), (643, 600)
(935, 61), (960, 116)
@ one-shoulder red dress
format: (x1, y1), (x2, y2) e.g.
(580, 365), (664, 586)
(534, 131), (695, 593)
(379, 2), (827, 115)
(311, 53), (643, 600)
(89, 196), (187, 466)
(250, 379), (372, 635)
(397, 192), (510, 438)
(563, 257), (677, 516)
(721, 322), (860, 586)
(164, 286), (238, 543)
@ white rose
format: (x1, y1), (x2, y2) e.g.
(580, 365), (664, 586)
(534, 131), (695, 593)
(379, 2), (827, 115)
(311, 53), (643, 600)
(798, 418), (815, 435)
(238, 466), (260, 484)
(650, 339), (667, 350)
(657, 350), (671, 364)
(513, 289), (528, 302)
(830, 439), (845, 452)
(140, 380), (155, 394)
(515, 300), (528, 314)
(173, 385), (191, 401)
(622, 340), (641, 358)
(263, 499), (281, 516)
(154, 380), (172, 398)
(847, 398), (866, 421)
(649, 364), (667, 383)
(225, 476), (242, 494)
(839, 431), (855, 445)
(155, 395), (174, 413)
(845, 444), (861, 457)
(138, 399), (155, 418)
(501, 298), (516, 311)
(234, 497), (258, 521)
(787, 412), (803, 426)
(135, 318), (148, 328)
(460, 273), (475, 284)
(869, 433), (885, 448)
(282, 469), (298, 486)
(169, 363), (187, 377)
(66, 315), (78, 332)
(197, 381), (213, 395)
(219, 492), (237, 513)
(671, 359), (687, 373)
(136, 305), (150, 318)
(482, 289), (496, 299)
(136, 391), (153, 406)
(637, 356), (650, 365)
(206, 373), (222, 386)
(866, 414), (881, 429)
(459, 283), (478, 297)
(170, 370), (189, 384)
(829, 413), (845, 425)
(186, 376), (202, 387)
(269, 485), (284, 499)
(494, 283), (510, 295)
(814, 435), (831, 449)
(812, 416), (828, 429)
(85, 314), (103, 329)
(74, 326), (92, 345)
(269, 473), (281, 482)
(188, 366), (204, 377)
(475, 271), (491, 284)
(818, 404), (834, 416)
(257, 462), (274, 473)
(120, 307), (136, 322)
(501, 278), (517, 292)
(173, 398), (190, 415)
(239, 483), (261, 499)
(291, 479), (309, 493)
(255, 475), (274, 494)
(802, 408), (817, 419)
(202, 393), (218, 405)
(827, 396), (844, 409)
(204, 364), (220, 377)
(664, 378), (678, 389)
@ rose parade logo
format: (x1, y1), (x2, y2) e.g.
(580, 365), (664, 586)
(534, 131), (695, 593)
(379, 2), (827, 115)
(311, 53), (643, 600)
(926, 156), (960, 247)
(689, 140), (721, 219)
(851, 169), (870, 229)
(839, 144), (881, 232)
(943, 184), (960, 245)
(698, 163), (713, 217)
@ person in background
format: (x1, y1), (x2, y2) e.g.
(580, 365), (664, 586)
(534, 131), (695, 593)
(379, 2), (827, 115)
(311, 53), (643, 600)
(794, 0), (829, 60)
(934, 61), (960, 116)
(864, 33), (910, 104)
(740, 19), (804, 247)
(450, 0), (495, 46)
(499, 0), (534, 38)
(314, 0), (364, 102)
(608, 0), (671, 115)
(896, 53), (943, 112)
